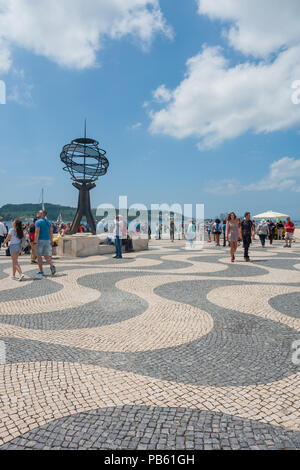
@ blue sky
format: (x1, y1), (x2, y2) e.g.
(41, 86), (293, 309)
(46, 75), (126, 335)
(0, 0), (300, 219)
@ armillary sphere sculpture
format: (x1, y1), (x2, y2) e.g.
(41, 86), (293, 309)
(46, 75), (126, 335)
(60, 124), (109, 235)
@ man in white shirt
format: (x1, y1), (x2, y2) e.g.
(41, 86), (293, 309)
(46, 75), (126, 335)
(113, 215), (126, 259)
(0, 217), (7, 249)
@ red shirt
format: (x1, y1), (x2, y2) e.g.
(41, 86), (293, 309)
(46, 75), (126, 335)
(285, 221), (295, 233)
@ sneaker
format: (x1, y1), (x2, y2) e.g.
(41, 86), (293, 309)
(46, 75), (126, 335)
(18, 274), (25, 282)
(36, 271), (44, 276)
(11, 276), (17, 280)
(50, 264), (56, 276)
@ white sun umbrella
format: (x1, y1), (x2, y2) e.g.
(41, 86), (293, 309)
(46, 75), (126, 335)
(253, 211), (289, 219)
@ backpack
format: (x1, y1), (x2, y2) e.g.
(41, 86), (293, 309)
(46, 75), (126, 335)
(214, 223), (221, 234)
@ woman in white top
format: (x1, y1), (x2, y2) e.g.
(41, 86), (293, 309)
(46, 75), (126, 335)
(3, 219), (24, 281)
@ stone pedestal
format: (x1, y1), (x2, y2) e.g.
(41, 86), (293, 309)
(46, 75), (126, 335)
(57, 234), (148, 258)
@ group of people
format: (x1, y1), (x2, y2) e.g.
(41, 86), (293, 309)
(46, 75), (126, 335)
(207, 214), (295, 262)
(0, 210), (56, 280)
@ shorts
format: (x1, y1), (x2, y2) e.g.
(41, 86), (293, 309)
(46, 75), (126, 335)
(10, 243), (22, 254)
(37, 240), (52, 256)
(285, 232), (293, 240)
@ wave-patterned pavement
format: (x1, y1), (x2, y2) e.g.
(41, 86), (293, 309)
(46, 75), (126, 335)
(0, 239), (299, 450)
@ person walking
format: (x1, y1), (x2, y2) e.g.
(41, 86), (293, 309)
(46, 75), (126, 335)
(257, 219), (269, 248)
(226, 212), (240, 263)
(0, 216), (6, 250)
(252, 220), (256, 240)
(284, 217), (295, 248)
(3, 219), (24, 280)
(29, 218), (37, 264)
(207, 220), (213, 243)
(113, 215), (125, 259)
(186, 219), (196, 248)
(222, 220), (227, 247)
(268, 220), (276, 245)
(34, 210), (56, 276)
(241, 212), (253, 262)
(276, 220), (284, 240)
(212, 219), (221, 246)
(226, 212), (240, 262)
(170, 220), (175, 242)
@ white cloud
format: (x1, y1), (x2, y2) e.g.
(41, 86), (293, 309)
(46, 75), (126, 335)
(130, 122), (142, 129)
(149, 45), (300, 149)
(205, 178), (241, 195)
(19, 176), (55, 188)
(248, 157), (300, 192)
(205, 157), (300, 194)
(197, 0), (300, 57)
(8, 83), (33, 105)
(0, 40), (12, 73)
(152, 84), (172, 103)
(0, 0), (172, 70)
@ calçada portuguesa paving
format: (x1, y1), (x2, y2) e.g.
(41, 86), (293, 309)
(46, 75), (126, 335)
(0, 238), (299, 450)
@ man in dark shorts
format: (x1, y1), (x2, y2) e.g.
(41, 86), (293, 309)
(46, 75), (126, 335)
(241, 212), (253, 262)
(34, 210), (56, 276)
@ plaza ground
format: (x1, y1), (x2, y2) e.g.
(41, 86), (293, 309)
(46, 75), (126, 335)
(0, 237), (299, 450)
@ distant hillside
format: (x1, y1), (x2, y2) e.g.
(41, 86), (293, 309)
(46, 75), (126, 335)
(0, 203), (96, 221)
(0, 203), (194, 223)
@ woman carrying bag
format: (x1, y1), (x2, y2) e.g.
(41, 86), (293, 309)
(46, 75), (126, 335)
(3, 219), (25, 281)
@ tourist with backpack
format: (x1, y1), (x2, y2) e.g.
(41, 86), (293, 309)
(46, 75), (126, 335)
(212, 219), (222, 246)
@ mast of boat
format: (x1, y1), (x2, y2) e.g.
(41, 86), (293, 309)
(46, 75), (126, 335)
(41, 188), (45, 212)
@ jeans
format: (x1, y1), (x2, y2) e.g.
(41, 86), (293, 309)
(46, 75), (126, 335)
(0, 236), (4, 249)
(259, 234), (267, 247)
(223, 232), (226, 246)
(115, 236), (122, 258)
(243, 235), (251, 258)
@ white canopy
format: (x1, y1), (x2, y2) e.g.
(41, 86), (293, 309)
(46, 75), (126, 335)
(253, 211), (289, 219)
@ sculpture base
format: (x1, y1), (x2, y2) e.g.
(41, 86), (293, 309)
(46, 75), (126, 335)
(57, 234), (149, 258)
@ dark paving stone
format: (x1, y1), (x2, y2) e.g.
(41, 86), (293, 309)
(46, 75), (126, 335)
(0, 272), (148, 330)
(1, 407), (299, 450)
(269, 292), (300, 319)
(0, 274), (63, 303)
